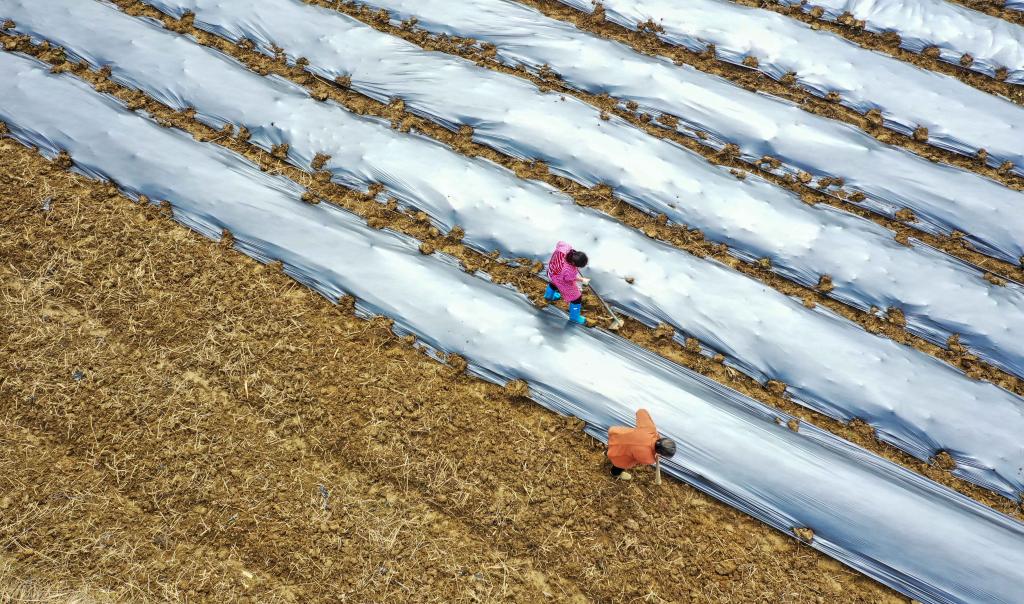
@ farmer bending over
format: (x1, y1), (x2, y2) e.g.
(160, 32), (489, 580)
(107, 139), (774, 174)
(607, 408), (677, 481)
(545, 241), (590, 325)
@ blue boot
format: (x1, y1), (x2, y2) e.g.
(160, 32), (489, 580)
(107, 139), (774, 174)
(568, 302), (587, 325)
(544, 284), (562, 301)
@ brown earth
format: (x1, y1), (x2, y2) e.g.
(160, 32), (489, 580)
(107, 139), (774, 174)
(910, 0), (1024, 28)
(0, 129), (916, 602)
(8, 28), (1022, 520)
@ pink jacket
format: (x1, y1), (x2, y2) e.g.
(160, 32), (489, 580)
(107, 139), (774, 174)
(547, 241), (581, 301)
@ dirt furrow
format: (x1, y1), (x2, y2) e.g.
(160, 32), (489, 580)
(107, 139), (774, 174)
(0, 139), (908, 602)
(16, 9), (1024, 404)
(4, 40), (1022, 523)
(0, 305), (580, 603)
(467, 0), (1024, 191)
(914, 0), (1024, 28)
(734, 0), (1024, 99)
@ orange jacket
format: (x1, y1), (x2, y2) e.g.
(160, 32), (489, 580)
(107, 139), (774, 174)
(607, 409), (659, 470)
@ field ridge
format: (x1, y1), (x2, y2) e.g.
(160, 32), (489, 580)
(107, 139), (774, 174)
(942, 0), (1024, 25)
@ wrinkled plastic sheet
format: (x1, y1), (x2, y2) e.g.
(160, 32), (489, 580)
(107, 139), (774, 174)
(554, 0), (1024, 174)
(352, 0), (1024, 270)
(120, 0), (1024, 383)
(4, 50), (1024, 604)
(777, 0), (1024, 82)
(11, 0), (1024, 501)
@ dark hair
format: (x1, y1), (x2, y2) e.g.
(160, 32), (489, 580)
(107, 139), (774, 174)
(655, 438), (676, 458)
(566, 250), (588, 268)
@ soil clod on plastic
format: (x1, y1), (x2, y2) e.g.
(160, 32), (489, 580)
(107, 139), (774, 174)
(504, 379), (530, 399)
(931, 451), (958, 471)
(446, 353), (468, 374)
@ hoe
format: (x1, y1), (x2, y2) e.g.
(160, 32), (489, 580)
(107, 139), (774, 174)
(584, 273), (625, 331)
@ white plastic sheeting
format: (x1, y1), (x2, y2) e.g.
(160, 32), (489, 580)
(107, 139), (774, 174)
(777, 0), (1024, 81)
(554, 0), (1024, 173)
(10, 0), (1024, 499)
(122, 0), (1024, 382)
(4, 49), (1024, 604)
(347, 0), (1024, 273)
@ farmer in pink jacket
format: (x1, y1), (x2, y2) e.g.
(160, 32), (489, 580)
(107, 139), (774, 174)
(544, 241), (590, 325)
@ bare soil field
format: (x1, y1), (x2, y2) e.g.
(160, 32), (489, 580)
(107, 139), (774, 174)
(0, 141), (910, 602)
(884, 0), (1024, 28)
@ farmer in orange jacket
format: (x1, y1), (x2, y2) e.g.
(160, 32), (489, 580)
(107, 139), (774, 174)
(607, 408), (676, 481)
